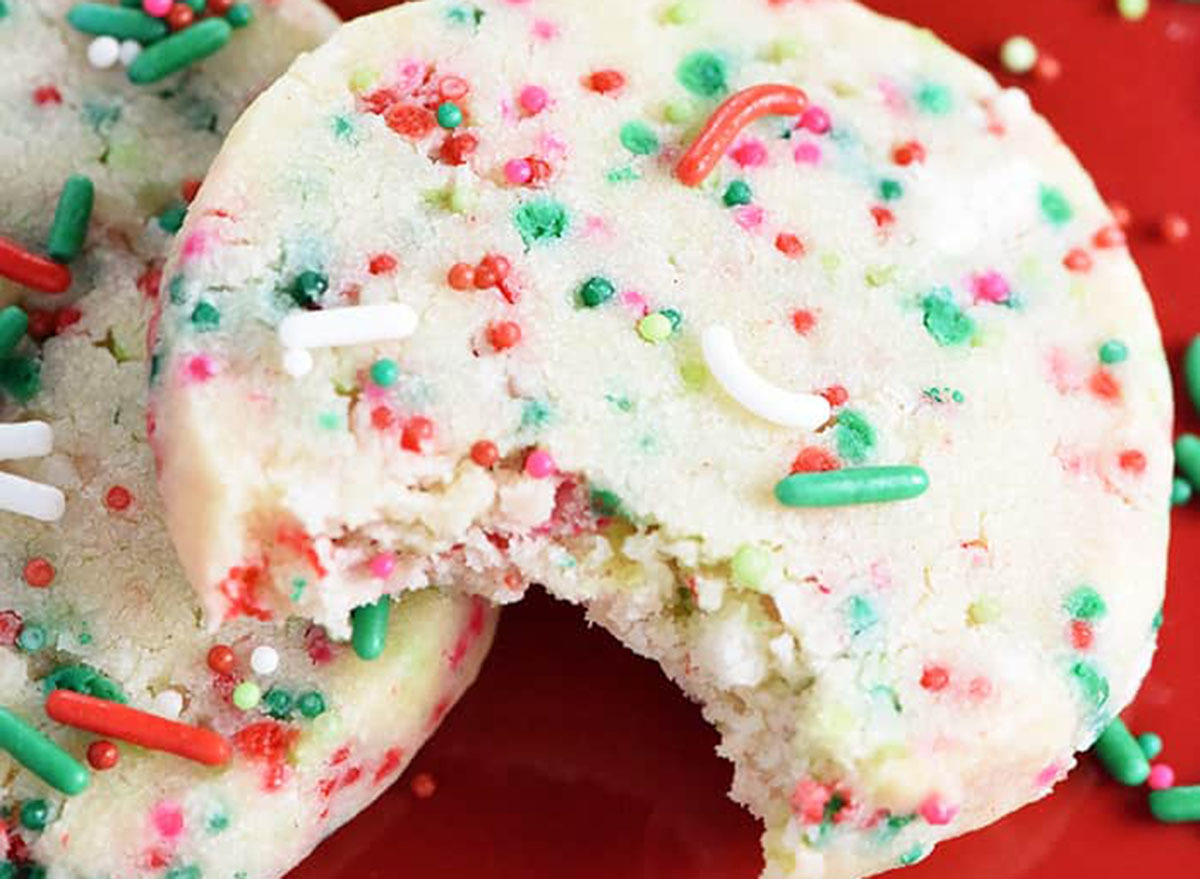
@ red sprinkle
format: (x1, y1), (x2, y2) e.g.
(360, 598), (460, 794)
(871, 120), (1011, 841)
(820, 385), (848, 408)
(104, 485), (132, 512)
(438, 75), (470, 100)
(1070, 619), (1094, 650)
(370, 406), (395, 431)
(870, 206), (895, 229)
(180, 179), (202, 203)
(1034, 54), (1062, 81)
(22, 558), (55, 589)
(447, 262), (475, 291)
(439, 133), (478, 165)
(33, 86), (62, 106)
(470, 440), (499, 469)
(0, 611), (22, 646)
(385, 104), (436, 139)
(1063, 248), (1092, 273)
(411, 772), (437, 799)
(920, 665), (950, 692)
(86, 740), (119, 771)
(585, 69), (626, 95)
(369, 254), (398, 275)
(207, 0), (234, 14)
(46, 690), (232, 767)
(401, 417), (434, 453)
(55, 307), (82, 333)
(166, 3), (194, 30)
(473, 254), (511, 289)
(487, 321), (522, 351)
(0, 236), (71, 293)
(791, 309), (816, 335)
(1109, 201), (1132, 229)
(1089, 368), (1122, 402)
(1093, 225), (1125, 249)
(1160, 213), (1190, 245)
(1118, 449), (1147, 474)
(891, 141), (926, 166)
(26, 309), (57, 342)
(775, 233), (805, 258)
(207, 644), (236, 675)
(791, 447), (839, 474)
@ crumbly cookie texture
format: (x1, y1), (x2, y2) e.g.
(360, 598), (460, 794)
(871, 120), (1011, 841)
(0, 3), (497, 878)
(150, 1), (1171, 876)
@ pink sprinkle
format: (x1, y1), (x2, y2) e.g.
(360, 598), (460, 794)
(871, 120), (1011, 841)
(184, 355), (218, 383)
(525, 449), (556, 479)
(152, 802), (184, 838)
(971, 270), (1011, 304)
(732, 205), (766, 231)
(789, 779), (831, 824)
(531, 19), (558, 40)
(1148, 764), (1175, 790)
(180, 231), (208, 261)
(918, 794), (958, 826)
(798, 106), (831, 134)
(620, 290), (648, 313)
(518, 85), (549, 116)
(1035, 763), (1064, 788)
(143, 0), (171, 16)
(368, 553), (397, 579)
(878, 78), (908, 112)
(730, 139), (768, 168)
(504, 159), (533, 185)
(793, 142), (822, 164)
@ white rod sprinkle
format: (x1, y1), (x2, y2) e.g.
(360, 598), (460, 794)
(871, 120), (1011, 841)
(0, 471), (66, 522)
(701, 325), (831, 430)
(0, 422), (53, 460)
(279, 304), (418, 350)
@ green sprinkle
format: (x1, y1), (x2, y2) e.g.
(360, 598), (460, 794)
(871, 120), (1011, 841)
(17, 625), (46, 652)
(41, 664), (127, 703)
(165, 866), (201, 879)
(351, 597), (391, 661)
(660, 308), (683, 331)
(370, 358), (399, 387)
(67, 4), (168, 42)
(967, 597), (1001, 625)
(297, 691), (326, 719)
(878, 178), (903, 201)
(898, 843), (931, 866)
(835, 410), (876, 464)
(1099, 339), (1128, 364)
(0, 307), (29, 357)
(190, 302), (220, 331)
(0, 707), (89, 795)
(677, 50), (728, 97)
(915, 82), (953, 115)
(845, 595), (879, 636)
(0, 1), (8, 19)
(1153, 606), (1164, 631)
(206, 811), (230, 834)
(1149, 785), (1200, 823)
(637, 312), (674, 343)
(619, 121), (659, 156)
(663, 99), (695, 124)
(289, 270), (329, 308)
(1174, 433), (1200, 489)
(921, 291), (975, 347)
(520, 399), (552, 430)
(1064, 585), (1107, 621)
(436, 101), (463, 129)
(1070, 660), (1110, 711)
(1039, 185), (1073, 226)
(723, 180), (752, 207)
(19, 799), (49, 831)
(606, 166), (641, 184)
(731, 544), (771, 589)
(47, 175), (94, 263)
(590, 488), (624, 518)
(1172, 476), (1192, 507)
(0, 356), (41, 402)
(578, 276), (615, 308)
(1138, 732), (1163, 760)
(127, 19), (232, 85)
(157, 204), (187, 234)
(317, 412), (341, 431)
(1184, 336), (1200, 417)
(225, 2), (253, 28)
(874, 813), (916, 844)
(775, 466), (928, 508)
(1091, 718), (1150, 785)
(231, 682), (261, 711)
(262, 688), (294, 721)
(290, 578), (307, 602)
(515, 199), (568, 246)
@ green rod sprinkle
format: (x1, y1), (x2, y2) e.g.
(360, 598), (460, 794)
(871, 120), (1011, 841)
(66, 4), (168, 42)
(0, 306), (29, 357)
(774, 466), (929, 508)
(1149, 785), (1200, 823)
(47, 175), (94, 263)
(1174, 433), (1200, 489)
(1092, 718), (1150, 785)
(351, 597), (391, 661)
(127, 19), (232, 85)
(1185, 335), (1200, 418)
(0, 707), (89, 795)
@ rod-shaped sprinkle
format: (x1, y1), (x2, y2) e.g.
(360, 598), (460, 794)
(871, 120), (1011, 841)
(775, 467), (930, 508)
(0, 422), (53, 460)
(701, 325), (830, 429)
(66, 3), (168, 43)
(127, 18), (231, 85)
(351, 597), (391, 661)
(45, 690), (232, 766)
(1092, 718), (1150, 786)
(1174, 433), (1200, 489)
(1185, 335), (1200, 419)
(1149, 785), (1200, 823)
(47, 175), (94, 264)
(0, 471), (65, 522)
(279, 303), (419, 350)
(676, 84), (808, 187)
(0, 706), (90, 795)
(0, 306), (29, 356)
(0, 237), (71, 293)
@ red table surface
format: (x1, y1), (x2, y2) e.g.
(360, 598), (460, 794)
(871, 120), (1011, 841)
(291, 1), (1200, 876)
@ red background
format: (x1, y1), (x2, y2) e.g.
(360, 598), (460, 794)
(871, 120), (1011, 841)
(294, 1), (1200, 876)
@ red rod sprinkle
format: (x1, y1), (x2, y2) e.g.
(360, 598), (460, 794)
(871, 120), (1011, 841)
(0, 236), (71, 294)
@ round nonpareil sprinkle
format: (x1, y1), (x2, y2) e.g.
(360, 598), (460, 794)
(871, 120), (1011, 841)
(23, 557), (55, 588)
(1147, 764), (1175, 790)
(1116, 0), (1150, 21)
(282, 347), (314, 377)
(278, 303), (418, 350)
(999, 36), (1038, 74)
(0, 472), (66, 522)
(701, 325), (831, 429)
(774, 467), (930, 508)
(1159, 212), (1189, 244)
(0, 422), (53, 460)
(86, 739), (119, 770)
(250, 645), (280, 675)
(351, 596), (391, 661)
(0, 706), (90, 795)
(118, 38), (141, 66)
(1091, 717), (1150, 785)
(206, 644), (235, 674)
(232, 681), (261, 710)
(153, 689), (184, 719)
(1138, 731), (1164, 760)
(524, 449), (555, 478)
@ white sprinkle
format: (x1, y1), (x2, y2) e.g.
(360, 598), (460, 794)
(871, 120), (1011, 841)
(250, 645), (279, 675)
(154, 689), (184, 719)
(0, 472), (65, 522)
(86, 36), (121, 70)
(700, 325), (831, 429)
(281, 347), (314, 377)
(0, 422), (53, 460)
(279, 303), (418, 350)
(118, 40), (142, 68)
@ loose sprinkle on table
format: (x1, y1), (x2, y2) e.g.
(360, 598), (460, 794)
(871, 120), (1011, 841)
(1149, 786), (1200, 823)
(999, 36), (1038, 74)
(1092, 718), (1150, 785)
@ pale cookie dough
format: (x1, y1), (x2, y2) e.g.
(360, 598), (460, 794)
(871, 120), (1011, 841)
(149, 1), (1172, 876)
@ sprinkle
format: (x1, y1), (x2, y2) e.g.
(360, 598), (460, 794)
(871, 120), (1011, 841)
(166, 4), (194, 31)
(411, 771), (437, 799)
(518, 85), (548, 115)
(1174, 434), (1200, 489)
(578, 276), (615, 308)
(677, 51), (728, 98)
(23, 557), (55, 588)
(144, 0), (171, 15)
(619, 121), (659, 156)
(1039, 185), (1073, 226)
(351, 597), (391, 661)
(282, 348), (314, 377)
(232, 682), (261, 710)
(206, 645), (235, 674)
(1139, 732), (1164, 760)
(723, 180), (753, 207)
(1099, 339), (1128, 364)
(487, 320), (522, 351)
(585, 69), (625, 95)
(19, 798), (48, 831)
(18, 624), (46, 652)
(86, 740), (119, 770)
(918, 794), (957, 826)
(524, 449), (556, 478)
(154, 689), (184, 719)
(1160, 213), (1190, 244)
(127, 18), (232, 85)
(921, 292), (975, 347)
(250, 646), (279, 676)
(0, 472), (66, 522)
(297, 691), (326, 719)
(774, 466), (930, 508)
(67, 4), (168, 42)
(1092, 718), (1150, 785)
(0, 706), (90, 795)
(920, 665), (950, 691)
(999, 36), (1038, 74)
(1149, 786), (1200, 823)
(676, 84), (807, 186)
(46, 175), (94, 264)
(1116, 0), (1149, 21)
(514, 199), (569, 245)
(225, 2), (252, 28)
(731, 544), (771, 589)
(369, 358), (399, 387)
(470, 440), (499, 468)
(447, 262), (475, 290)
(892, 141), (926, 166)
(0, 422), (53, 460)
(104, 485), (132, 511)
(436, 101), (463, 129)
(279, 304), (418, 353)
(118, 39), (141, 66)
(1064, 585), (1106, 621)
(776, 233), (805, 258)
(637, 313), (674, 343)
(1148, 764), (1176, 790)
(368, 552), (395, 578)
(701, 325), (830, 429)
(1035, 54), (1062, 81)
(0, 237), (72, 293)
(401, 416), (434, 453)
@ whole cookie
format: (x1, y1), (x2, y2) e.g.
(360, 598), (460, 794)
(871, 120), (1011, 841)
(0, 3), (497, 878)
(149, 1), (1172, 876)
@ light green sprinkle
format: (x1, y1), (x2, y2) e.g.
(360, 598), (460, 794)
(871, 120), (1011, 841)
(637, 313), (674, 343)
(915, 82), (953, 115)
(663, 99), (695, 124)
(999, 35), (1038, 74)
(1117, 0), (1149, 21)
(232, 682), (261, 711)
(731, 544), (771, 589)
(514, 199), (568, 246)
(662, 0), (699, 24)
